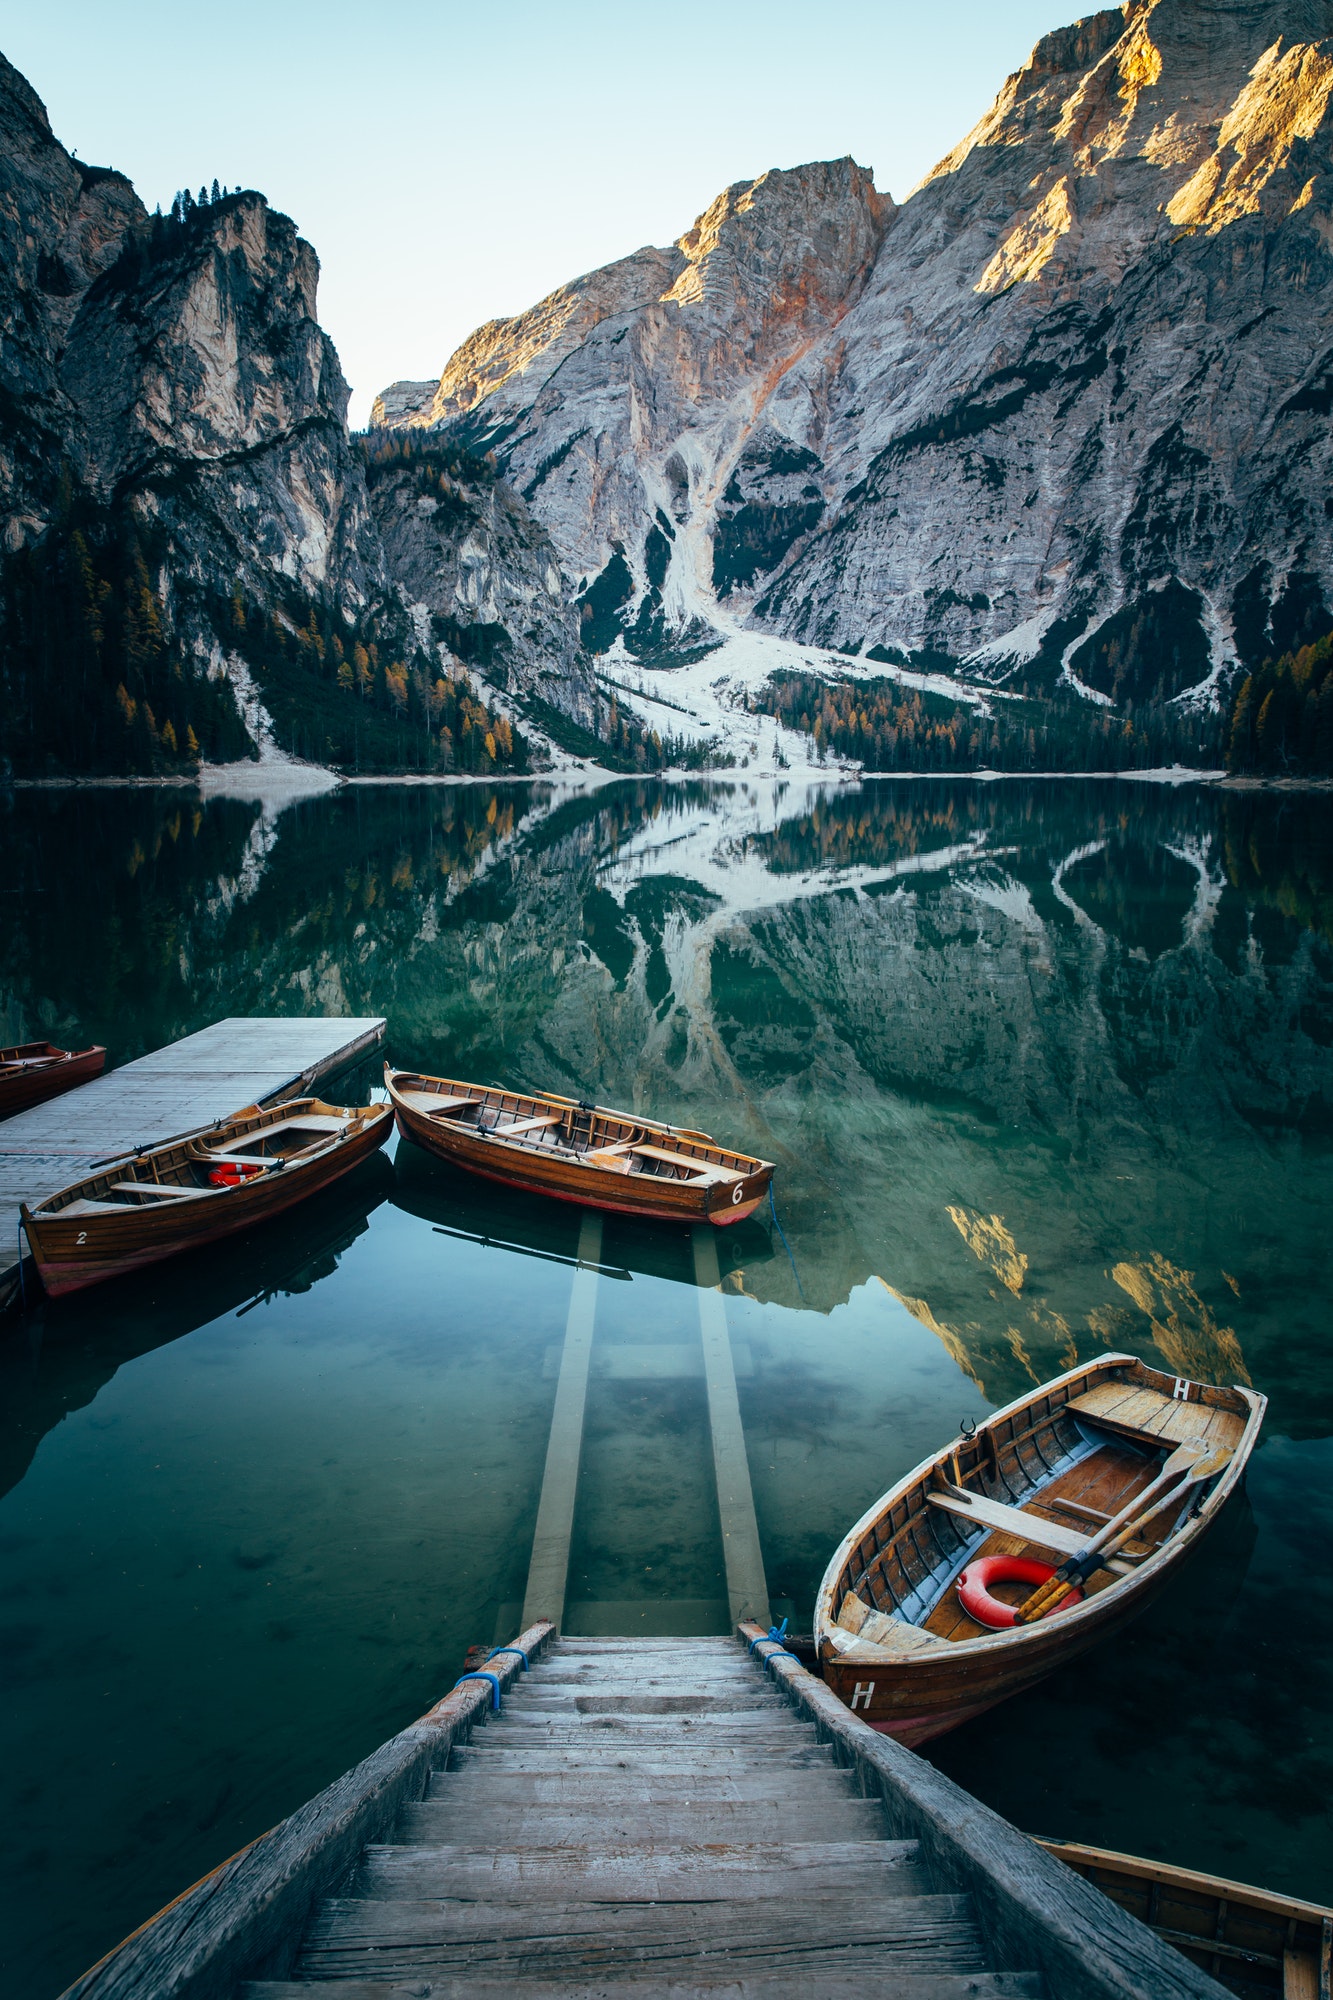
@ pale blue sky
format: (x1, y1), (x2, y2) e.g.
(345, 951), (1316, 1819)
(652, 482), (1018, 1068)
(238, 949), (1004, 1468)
(3, 1), (1088, 424)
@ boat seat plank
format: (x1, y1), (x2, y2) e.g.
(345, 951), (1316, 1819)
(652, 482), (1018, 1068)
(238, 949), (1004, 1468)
(59, 1198), (130, 1216)
(106, 1181), (210, 1200)
(1282, 1949), (1319, 1999)
(628, 1142), (733, 1175)
(1069, 1384), (1245, 1452)
(926, 1488), (1089, 1557)
(249, 1116), (348, 1137)
(397, 1091), (476, 1118)
(490, 1114), (563, 1139)
(833, 1595), (953, 1658)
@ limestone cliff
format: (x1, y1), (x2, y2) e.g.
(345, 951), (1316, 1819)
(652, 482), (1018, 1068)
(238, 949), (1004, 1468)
(363, 437), (595, 733)
(374, 161), (890, 662)
(380, 0), (1333, 723)
(763, 0), (1333, 695)
(0, 53), (592, 776)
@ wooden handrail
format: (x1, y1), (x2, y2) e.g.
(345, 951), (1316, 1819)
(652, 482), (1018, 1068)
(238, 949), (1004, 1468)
(740, 1624), (1232, 2000)
(59, 1620), (556, 2000)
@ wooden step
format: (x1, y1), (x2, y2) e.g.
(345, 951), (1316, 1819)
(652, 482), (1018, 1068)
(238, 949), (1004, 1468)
(446, 1744), (837, 1772)
(526, 1659), (767, 1677)
(424, 1768), (866, 1804)
(506, 1693), (791, 1714)
(538, 1644), (747, 1658)
(538, 1645), (763, 1661)
(514, 1681), (791, 1699)
(295, 1890), (984, 1981)
(246, 1972), (1044, 1999)
(477, 1730), (818, 1755)
(355, 1837), (927, 1903)
(540, 1632), (748, 1648)
(483, 1713), (815, 1736)
(396, 1797), (889, 1844)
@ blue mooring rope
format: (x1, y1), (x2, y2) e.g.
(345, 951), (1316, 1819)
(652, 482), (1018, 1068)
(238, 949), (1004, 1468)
(768, 1184), (804, 1300)
(452, 1670), (503, 1710)
(486, 1647), (528, 1671)
(749, 1617), (801, 1666)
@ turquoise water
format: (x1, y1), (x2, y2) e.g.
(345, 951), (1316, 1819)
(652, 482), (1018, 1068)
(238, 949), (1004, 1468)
(0, 774), (1330, 1993)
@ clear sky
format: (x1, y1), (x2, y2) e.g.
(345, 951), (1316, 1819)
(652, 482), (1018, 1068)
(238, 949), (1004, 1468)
(3, 0), (1088, 426)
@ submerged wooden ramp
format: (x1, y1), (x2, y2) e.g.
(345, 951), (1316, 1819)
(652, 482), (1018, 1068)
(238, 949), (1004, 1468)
(1, 1016), (384, 1302)
(64, 1626), (1231, 2000)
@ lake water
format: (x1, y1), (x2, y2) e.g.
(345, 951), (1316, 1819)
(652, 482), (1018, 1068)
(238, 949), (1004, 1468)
(1, 773), (1330, 1994)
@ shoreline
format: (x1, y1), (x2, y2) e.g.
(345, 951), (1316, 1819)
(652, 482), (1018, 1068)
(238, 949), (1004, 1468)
(5, 764), (1332, 796)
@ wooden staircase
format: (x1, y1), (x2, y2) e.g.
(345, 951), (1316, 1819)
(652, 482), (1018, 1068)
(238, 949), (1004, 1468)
(245, 1633), (1043, 1998)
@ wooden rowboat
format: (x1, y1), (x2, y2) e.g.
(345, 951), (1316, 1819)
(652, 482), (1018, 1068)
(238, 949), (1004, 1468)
(815, 1352), (1264, 1746)
(0, 1039), (105, 1118)
(20, 1096), (392, 1297)
(386, 1067), (774, 1226)
(1035, 1839), (1332, 2000)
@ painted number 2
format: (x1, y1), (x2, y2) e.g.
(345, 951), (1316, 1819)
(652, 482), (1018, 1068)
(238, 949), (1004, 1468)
(76, 1231), (87, 1245)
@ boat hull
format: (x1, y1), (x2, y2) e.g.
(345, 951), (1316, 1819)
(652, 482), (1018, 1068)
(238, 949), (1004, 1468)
(394, 1125), (766, 1225)
(824, 1546), (1183, 1745)
(815, 1354), (1265, 1744)
(389, 1073), (773, 1227)
(23, 1105), (391, 1297)
(1036, 1838), (1332, 1997)
(0, 1043), (105, 1119)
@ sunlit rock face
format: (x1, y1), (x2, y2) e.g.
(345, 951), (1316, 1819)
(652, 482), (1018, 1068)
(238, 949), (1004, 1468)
(381, 0), (1333, 689)
(766, 0), (1333, 684)
(373, 161), (891, 655)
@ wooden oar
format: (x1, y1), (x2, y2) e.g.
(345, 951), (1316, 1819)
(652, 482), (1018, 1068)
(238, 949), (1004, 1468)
(1013, 1441), (1229, 1625)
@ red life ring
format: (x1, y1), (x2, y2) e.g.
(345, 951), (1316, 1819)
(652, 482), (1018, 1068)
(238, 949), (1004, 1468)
(208, 1161), (265, 1188)
(957, 1554), (1083, 1630)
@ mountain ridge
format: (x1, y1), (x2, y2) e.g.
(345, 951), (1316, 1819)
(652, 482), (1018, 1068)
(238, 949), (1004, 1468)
(375, 0), (1333, 772)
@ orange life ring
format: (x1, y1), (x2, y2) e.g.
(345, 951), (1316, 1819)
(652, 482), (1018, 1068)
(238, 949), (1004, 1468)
(957, 1554), (1083, 1630)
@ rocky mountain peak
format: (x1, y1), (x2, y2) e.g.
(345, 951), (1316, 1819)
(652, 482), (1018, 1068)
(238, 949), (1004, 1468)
(373, 156), (890, 651)
(66, 192), (347, 513)
(663, 158), (890, 332)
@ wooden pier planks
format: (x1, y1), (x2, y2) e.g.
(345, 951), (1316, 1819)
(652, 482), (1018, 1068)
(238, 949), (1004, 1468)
(60, 1627), (1240, 2000)
(2, 1016), (384, 1299)
(253, 1634), (1023, 1997)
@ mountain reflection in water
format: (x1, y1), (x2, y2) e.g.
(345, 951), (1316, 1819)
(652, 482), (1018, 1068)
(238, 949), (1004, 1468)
(0, 774), (1331, 1993)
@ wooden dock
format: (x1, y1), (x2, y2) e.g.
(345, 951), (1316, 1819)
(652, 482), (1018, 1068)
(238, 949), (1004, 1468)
(60, 1624), (1233, 2000)
(1, 1016), (385, 1303)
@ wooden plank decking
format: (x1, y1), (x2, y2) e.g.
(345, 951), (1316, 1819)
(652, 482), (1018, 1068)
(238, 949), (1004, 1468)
(60, 1624), (1235, 2000)
(1, 1016), (384, 1300)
